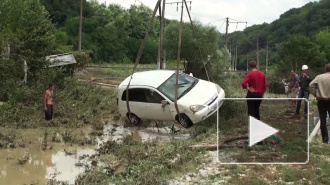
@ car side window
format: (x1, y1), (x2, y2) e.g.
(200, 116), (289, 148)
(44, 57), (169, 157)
(121, 89), (147, 102)
(144, 89), (163, 104)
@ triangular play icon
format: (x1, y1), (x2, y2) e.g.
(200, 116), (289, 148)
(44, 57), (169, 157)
(249, 116), (278, 147)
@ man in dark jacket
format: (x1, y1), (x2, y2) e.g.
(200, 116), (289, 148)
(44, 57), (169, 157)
(290, 70), (299, 108)
(295, 65), (313, 115)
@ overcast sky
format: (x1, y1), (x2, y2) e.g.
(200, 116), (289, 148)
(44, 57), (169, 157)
(97, 0), (318, 33)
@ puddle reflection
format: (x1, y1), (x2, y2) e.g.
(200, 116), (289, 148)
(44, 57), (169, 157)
(46, 148), (95, 183)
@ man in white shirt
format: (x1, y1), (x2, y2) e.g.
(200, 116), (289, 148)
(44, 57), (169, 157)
(310, 64), (330, 144)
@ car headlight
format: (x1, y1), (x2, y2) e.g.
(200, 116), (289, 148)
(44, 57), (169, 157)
(190, 105), (205, 113)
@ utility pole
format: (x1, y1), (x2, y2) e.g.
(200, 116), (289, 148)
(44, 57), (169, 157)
(225, 17), (229, 48)
(223, 17), (229, 70)
(78, 0), (83, 51)
(165, 0), (192, 69)
(235, 45), (238, 71)
(246, 53), (248, 71)
(157, 0), (169, 69)
(266, 41), (268, 72)
(224, 18), (247, 71)
(229, 44), (232, 71)
(161, 0), (166, 69)
(256, 34), (259, 69)
(157, 1), (163, 69)
(177, 0), (184, 63)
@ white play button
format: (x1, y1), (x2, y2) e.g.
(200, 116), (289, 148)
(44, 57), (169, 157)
(249, 116), (278, 147)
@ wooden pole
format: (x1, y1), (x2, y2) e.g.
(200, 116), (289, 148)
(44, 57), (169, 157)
(161, 0), (166, 69)
(78, 0), (83, 51)
(266, 41), (269, 72)
(157, 2), (162, 69)
(235, 45), (238, 71)
(257, 34), (259, 69)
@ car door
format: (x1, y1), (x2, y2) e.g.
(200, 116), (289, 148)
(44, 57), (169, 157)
(121, 88), (148, 119)
(143, 88), (174, 121)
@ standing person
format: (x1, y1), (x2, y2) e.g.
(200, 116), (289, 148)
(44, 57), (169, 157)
(295, 65), (313, 115)
(290, 70), (300, 108)
(309, 64), (330, 144)
(242, 61), (267, 120)
(44, 83), (55, 120)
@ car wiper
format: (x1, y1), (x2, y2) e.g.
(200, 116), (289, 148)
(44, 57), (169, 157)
(178, 82), (188, 87)
(178, 79), (199, 99)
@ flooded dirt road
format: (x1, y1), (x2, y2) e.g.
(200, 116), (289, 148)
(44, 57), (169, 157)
(0, 128), (96, 184)
(0, 123), (189, 184)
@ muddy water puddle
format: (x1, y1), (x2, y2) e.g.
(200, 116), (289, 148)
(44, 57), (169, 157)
(0, 142), (96, 184)
(100, 124), (191, 143)
(0, 124), (190, 184)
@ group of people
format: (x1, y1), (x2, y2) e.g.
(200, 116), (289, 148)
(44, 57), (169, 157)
(242, 61), (330, 144)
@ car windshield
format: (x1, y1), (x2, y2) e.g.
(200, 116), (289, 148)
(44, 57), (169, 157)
(157, 73), (198, 101)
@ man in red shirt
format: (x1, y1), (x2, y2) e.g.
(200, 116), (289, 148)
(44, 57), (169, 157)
(241, 61), (267, 120)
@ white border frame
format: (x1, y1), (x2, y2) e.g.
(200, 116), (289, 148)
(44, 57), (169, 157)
(217, 98), (309, 165)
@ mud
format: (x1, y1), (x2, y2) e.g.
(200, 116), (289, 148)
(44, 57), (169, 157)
(99, 124), (191, 144)
(0, 142), (95, 184)
(0, 123), (190, 184)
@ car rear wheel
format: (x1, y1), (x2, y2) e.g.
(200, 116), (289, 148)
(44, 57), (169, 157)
(126, 113), (142, 125)
(176, 114), (193, 128)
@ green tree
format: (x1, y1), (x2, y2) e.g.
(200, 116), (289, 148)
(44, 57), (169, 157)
(127, 4), (159, 39)
(277, 34), (326, 77)
(40, 0), (92, 27)
(314, 29), (330, 62)
(0, 0), (56, 100)
(165, 21), (222, 80)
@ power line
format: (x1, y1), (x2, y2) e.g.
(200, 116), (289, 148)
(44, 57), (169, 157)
(228, 17), (246, 23)
(219, 21), (226, 30)
(206, 18), (226, 26)
(166, 1), (192, 12)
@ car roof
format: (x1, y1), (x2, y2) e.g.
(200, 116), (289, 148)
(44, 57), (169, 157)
(120, 70), (176, 88)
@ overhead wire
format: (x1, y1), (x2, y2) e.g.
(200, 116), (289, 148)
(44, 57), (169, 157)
(207, 18), (226, 25)
(218, 20), (226, 31)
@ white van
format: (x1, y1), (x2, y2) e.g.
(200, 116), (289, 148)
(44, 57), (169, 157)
(117, 70), (225, 128)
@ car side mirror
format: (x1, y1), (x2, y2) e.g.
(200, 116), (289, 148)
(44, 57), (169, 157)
(161, 100), (169, 106)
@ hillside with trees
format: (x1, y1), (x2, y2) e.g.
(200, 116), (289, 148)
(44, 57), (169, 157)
(227, 0), (330, 76)
(38, 0), (227, 70)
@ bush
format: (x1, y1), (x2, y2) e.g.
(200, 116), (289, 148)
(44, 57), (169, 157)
(267, 77), (286, 94)
(73, 50), (92, 71)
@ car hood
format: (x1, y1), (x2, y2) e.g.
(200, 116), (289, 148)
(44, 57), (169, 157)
(178, 79), (219, 105)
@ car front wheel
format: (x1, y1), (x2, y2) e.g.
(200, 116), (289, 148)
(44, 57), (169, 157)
(126, 113), (142, 126)
(176, 113), (193, 128)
